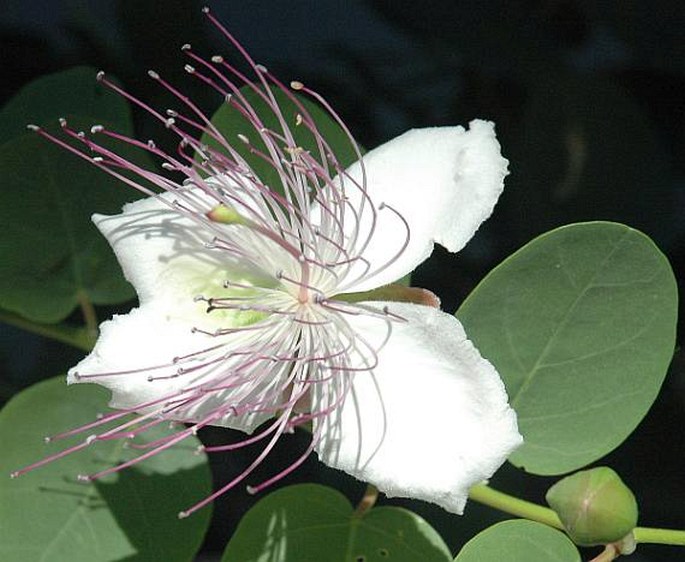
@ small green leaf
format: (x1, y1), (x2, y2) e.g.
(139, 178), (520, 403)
(0, 377), (212, 562)
(201, 85), (360, 194)
(0, 67), (129, 145)
(222, 484), (452, 562)
(454, 520), (580, 562)
(457, 222), (678, 475)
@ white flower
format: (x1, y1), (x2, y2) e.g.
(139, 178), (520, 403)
(23, 11), (522, 518)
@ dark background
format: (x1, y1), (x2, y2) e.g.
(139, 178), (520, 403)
(1, 1), (684, 560)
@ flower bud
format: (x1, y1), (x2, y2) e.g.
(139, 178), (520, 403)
(545, 467), (638, 546)
(206, 204), (248, 225)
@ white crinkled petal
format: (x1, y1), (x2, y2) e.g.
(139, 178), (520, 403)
(314, 301), (522, 514)
(93, 192), (233, 311)
(332, 120), (508, 292)
(78, 192), (290, 433)
(93, 193), (202, 306)
(93, 191), (285, 327)
(68, 305), (275, 433)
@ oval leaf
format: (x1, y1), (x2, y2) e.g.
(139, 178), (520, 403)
(222, 484), (452, 562)
(0, 377), (212, 562)
(457, 222), (678, 474)
(454, 520), (580, 562)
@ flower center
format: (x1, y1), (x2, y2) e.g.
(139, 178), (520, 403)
(202, 199), (338, 321)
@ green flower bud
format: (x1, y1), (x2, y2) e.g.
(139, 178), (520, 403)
(206, 204), (248, 225)
(546, 467), (638, 546)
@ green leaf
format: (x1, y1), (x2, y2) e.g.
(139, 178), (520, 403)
(0, 376), (212, 562)
(201, 85), (360, 195)
(0, 67), (164, 324)
(457, 222), (678, 475)
(222, 484), (453, 562)
(0, 130), (139, 323)
(0, 67), (130, 145)
(454, 520), (580, 562)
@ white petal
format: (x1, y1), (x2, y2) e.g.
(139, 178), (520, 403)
(68, 305), (274, 433)
(78, 193), (289, 433)
(335, 120), (508, 292)
(93, 192), (281, 327)
(68, 306), (206, 406)
(314, 302), (522, 513)
(93, 193), (223, 309)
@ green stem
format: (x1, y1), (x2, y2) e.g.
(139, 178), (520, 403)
(633, 527), (685, 546)
(469, 484), (685, 547)
(354, 484), (379, 517)
(77, 290), (98, 338)
(589, 545), (619, 562)
(469, 484), (563, 529)
(0, 310), (94, 351)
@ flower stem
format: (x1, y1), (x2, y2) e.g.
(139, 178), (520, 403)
(77, 290), (98, 339)
(469, 484), (685, 547)
(589, 544), (619, 562)
(354, 484), (379, 517)
(468, 483), (563, 529)
(0, 309), (94, 351)
(633, 527), (685, 546)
